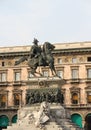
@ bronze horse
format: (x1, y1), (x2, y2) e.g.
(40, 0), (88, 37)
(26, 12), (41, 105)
(15, 42), (57, 77)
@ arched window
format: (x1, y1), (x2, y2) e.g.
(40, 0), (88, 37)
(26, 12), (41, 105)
(71, 114), (82, 128)
(85, 113), (91, 130)
(72, 93), (79, 104)
(12, 115), (17, 123)
(14, 93), (20, 106)
(0, 115), (9, 127)
(87, 92), (91, 103)
(0, 94), (7, 108)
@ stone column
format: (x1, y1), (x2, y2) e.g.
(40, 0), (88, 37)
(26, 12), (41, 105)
(8, 90), (13, 106)
(65, 88), (71, 106)
(21, 89), (26, 106)
(80, 88), (86, 105)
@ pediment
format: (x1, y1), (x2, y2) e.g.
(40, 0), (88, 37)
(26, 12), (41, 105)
(70, 86), (80, 92)
(0, 89), (8, 93)
(13, 89), (22, 93)
(85, 86), (91, 90)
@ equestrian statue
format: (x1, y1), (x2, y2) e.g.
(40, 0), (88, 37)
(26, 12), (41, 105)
(15, 38), (58, 77)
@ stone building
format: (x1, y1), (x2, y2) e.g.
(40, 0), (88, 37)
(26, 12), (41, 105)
(0, 42), (91, 129)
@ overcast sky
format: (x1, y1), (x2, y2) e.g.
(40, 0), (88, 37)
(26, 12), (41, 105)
(0, 0), (91, 47)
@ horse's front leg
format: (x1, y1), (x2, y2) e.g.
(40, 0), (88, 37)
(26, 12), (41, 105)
(35, 71), (43, 76)
(49, 63), (56, 76)
(51, 70), (54, 76)
(30, 67), (43, 77)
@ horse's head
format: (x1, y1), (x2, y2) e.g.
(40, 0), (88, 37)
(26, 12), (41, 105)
(43, 42), (55, 52)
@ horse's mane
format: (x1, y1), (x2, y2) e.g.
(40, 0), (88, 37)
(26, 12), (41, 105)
(43, 42), (52, 52)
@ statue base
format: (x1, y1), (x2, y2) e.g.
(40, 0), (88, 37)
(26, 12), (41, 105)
(26, 77), (65, 105)
(3, 77), (81, 130)
(4, 103), (81, 130)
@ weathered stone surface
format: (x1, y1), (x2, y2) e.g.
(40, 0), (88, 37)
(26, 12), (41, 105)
(4, 103), (82, 130)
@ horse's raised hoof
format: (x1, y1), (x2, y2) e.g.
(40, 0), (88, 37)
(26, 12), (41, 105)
(58, 75), (62, 79)
(15, 61), (19, 65)
(40, 73), (43, 77)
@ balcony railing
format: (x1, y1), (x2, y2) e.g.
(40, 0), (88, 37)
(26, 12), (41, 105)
(0, 104), (91, 111)
(0, 81), (8, 86)
(85, 78), (91, 83)
(65, 104), (91, 108)
(68, 78), (80, 83)
(13, 81), (22, 86)
(0, 105), (21, 110)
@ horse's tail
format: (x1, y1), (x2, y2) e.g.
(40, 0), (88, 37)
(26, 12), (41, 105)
(15, 56), (27, 65)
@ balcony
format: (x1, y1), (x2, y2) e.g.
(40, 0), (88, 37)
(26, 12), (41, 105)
(85, 78), (91, 83)
(13, 81), (22, 86)
(69, 78), (80, 84)
(0, 104), (23, 110)
(0, 106), (19, 110)
(0, 81), (8, 86)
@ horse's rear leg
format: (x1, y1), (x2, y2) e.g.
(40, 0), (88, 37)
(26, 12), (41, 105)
(49, 63), (58, 77)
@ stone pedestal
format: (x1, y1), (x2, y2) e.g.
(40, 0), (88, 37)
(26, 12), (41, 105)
(26, 77), (65, 105)
(3, 77), (82, 130)
(3, 103), (82, 130)
(27, 76), (65, 89)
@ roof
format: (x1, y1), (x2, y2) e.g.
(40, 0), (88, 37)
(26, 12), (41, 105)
(54, 41), (91, 50)
(0, 41), (91, 54)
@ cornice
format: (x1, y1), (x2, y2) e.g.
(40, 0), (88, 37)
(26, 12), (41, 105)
(0, 51), (29, 58)
(0, 47), (91, 58)
(53, 47), (91, 54)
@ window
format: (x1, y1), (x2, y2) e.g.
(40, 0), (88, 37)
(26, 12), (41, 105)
(42, 70), (49, 77)
(87, 57), (91, 62)
(87, 92), (91, 103)
(28, 72), (34, 78)
(71, 69), (78, 79)
(58, 58), (62, 64)
(72, 58), (77, 63)
(0, 72), (7, 82)
(72, 93), (78, 104)
(87, 69), (91, 78)
(0, 94), (7, 108)
(2, 62), (5, 66)
(57, 70), (63, 78)
(14, 72), (21, 81)
(14, 93), (20, 106)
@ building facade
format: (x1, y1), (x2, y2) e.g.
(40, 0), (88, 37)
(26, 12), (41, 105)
(0, 42), (91, 129)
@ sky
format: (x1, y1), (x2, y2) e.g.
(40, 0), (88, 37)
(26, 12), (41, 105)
(0, 0), (91, 47)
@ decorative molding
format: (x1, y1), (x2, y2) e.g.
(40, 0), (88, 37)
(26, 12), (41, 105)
(85, 86), (91, 91)
(13, 81), (22, 86)
(70, 87), (80, 92)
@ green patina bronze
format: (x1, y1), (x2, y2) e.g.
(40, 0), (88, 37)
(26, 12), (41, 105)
(15, 38), (57, 77)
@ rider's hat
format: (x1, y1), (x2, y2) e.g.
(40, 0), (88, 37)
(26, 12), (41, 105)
(32, 38), (39, 44)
